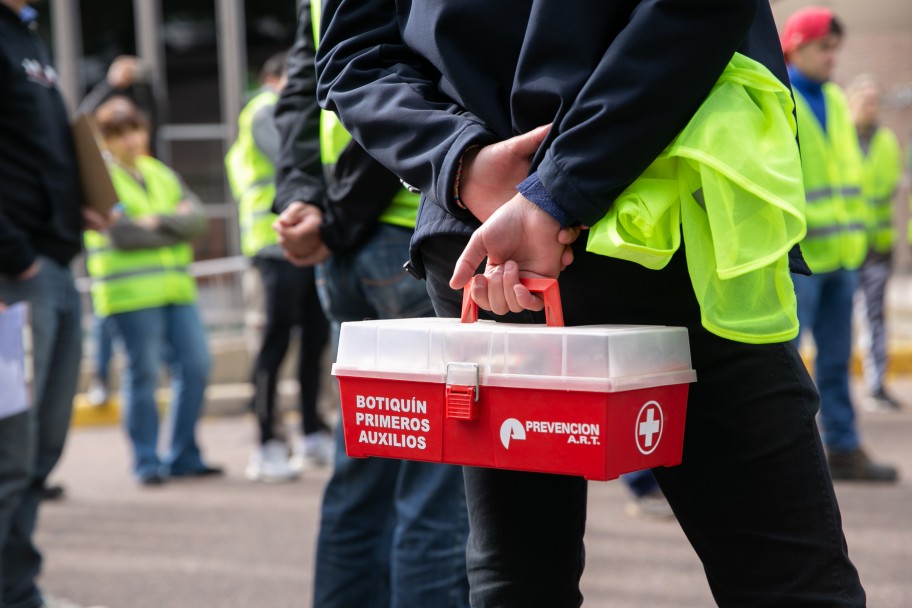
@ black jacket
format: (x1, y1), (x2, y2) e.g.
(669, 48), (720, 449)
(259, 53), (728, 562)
(0, 5), (83, 276)
(273, 1), (402, 253)
(315, 0), (803, 275)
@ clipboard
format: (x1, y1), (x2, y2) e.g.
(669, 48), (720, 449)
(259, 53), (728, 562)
(71, 113), (119, 215)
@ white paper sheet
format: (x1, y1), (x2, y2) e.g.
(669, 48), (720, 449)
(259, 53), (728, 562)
(0, 302), (30, 420)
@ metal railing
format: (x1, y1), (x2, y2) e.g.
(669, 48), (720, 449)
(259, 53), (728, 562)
(75, 255), (251, 337)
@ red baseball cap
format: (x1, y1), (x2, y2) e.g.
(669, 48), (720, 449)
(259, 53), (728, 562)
(780, 6), (837, 56)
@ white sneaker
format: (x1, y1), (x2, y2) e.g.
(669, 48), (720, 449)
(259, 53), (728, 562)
(245, 439), (298, 482)
(290, 431), (335, 471)
(85, 378), (110, 407)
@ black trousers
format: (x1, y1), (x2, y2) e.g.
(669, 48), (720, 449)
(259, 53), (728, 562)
(250, 256), (329, 443)
(419, 235), (865, 608)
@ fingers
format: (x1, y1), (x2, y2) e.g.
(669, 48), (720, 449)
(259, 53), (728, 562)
(449, 231), (489, 289)
(513, 283), (545, 312)
(507, 123), (552, 158)
(557, 225), (582, 245)
(482, 264), (518, 315)
(284, 244), (330, 267)
(82, 208), (112, 231)
(559, 245), (574, 270)
(274, 201), (307, 228)
(275, 208), (325, 262)
(471, 261), (542, 315)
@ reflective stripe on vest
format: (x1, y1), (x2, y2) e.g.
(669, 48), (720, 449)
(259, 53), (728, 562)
(311, 0), (418, 229)
(225, 89), (280, 257)
(794, 84), (868, 272)
(860, 127), (902, 254)
(587, 52), (806, 344)
(84, 156), (197, 317)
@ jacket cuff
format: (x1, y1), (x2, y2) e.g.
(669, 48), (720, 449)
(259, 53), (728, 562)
(437, 126), (497, 219)
(517, 173), (578, 227)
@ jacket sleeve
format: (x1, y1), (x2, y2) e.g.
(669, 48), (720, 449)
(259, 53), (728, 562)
(106, 218), (183, 250)
(315, 0), (497, 220)
(110, 177), (207, 250)
(273, 1), (325, 215)
(316, 0), (760, 227)
(156, 177), (208, 241)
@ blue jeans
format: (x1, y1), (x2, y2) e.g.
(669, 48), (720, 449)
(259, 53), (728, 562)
(793, 269), (860, 451)
(92, 314), (116, 385)
(313, 224), (469, 608)
(108, 303), (212, 479)
(0, 257), (82, 608)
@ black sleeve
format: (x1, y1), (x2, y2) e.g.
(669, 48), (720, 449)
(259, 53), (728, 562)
(319, 142), (405, 252)
(273, 1), (325, 214)
(0, 208), (36, 277)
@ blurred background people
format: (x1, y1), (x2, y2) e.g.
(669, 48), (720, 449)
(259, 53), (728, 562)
(85, 96), (220, 486)
(226, 50), (332, 482)
(79, 54), (164, 409)
(0, 0), (106, 606)
(847, 74), (905, 412)
(272, 3), (469, 605)
(782, 6), (898, 481)
(79, 54), (163, 155)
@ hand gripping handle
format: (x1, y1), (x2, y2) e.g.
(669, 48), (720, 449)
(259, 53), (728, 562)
(460, 278), (564, 327)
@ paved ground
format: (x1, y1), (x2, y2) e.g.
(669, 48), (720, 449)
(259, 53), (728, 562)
(33, 377), (912, 608)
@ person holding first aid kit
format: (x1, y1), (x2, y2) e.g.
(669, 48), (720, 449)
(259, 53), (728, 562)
(314, 0), (867, 606)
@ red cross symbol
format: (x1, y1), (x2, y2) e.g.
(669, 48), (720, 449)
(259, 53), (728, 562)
(636, 401), (663, 455)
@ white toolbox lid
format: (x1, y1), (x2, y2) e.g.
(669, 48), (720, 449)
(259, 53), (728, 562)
(332, 318), (696, 393)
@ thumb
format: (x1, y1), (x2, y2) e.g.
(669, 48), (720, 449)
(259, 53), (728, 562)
(508, 123), (552, 158)
(449, 231), (488, 289)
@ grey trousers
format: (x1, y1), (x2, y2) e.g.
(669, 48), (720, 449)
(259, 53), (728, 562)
(855, 253), (892, 394)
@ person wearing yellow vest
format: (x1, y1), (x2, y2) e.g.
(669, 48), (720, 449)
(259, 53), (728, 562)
(315, 0), (869, 604)
(86, 96), (220, 486)
(847, 75), (905, 412)
(271, 4), (469, 606)
(225, 51), (331, 482)
(783, 7), (897, 482)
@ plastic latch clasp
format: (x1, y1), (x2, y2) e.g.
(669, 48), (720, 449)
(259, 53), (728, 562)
(446, 362), (479, 421)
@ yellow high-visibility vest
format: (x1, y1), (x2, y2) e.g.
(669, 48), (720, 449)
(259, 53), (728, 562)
(794, 84), (868, 272)
(311, 0), (418, 229)
(859, 127), (902, 254)
(84, 156), (197, 317)
(225, 88), (280, 257)
(587, 53), (807, 344)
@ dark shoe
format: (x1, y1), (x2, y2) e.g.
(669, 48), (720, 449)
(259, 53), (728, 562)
(41, 483), (66, 501)
(827, 448), (898, 482)
(138, 474), (166, 487)
(865, 388), (902, 412)
(171, 465), (225, 479)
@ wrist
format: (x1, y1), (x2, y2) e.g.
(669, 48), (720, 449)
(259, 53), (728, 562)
(453, 145), (480, 210)
(517, 174), (578, 228)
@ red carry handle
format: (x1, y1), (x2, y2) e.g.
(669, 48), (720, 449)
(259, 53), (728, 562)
(460, 277), (564, 327)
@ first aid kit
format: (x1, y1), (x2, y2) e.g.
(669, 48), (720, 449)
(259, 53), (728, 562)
(332, 279), (695, 480)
